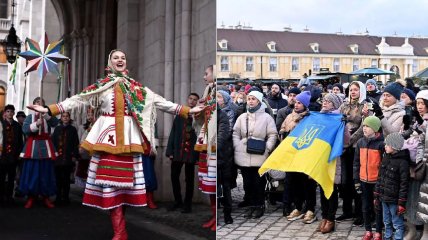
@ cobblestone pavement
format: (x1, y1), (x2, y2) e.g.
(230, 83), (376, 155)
(217, 175), (367, 240)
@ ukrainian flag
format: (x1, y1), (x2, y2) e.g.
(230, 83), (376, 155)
(259, 112), (344, 199)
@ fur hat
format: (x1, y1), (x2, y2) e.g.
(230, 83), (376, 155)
(385, 132), (405, 150)
(363, 116), (381, 132)
(296, 91), (311, 108)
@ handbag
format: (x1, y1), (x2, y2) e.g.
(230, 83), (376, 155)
(410, 160), (426, 181)
(246, 115), (266, 155)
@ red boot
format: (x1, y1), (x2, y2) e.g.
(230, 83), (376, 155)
(146, 192), (158, 209)
(203, 195), (216, 230)
(110, 206), (128, 240)
(24, 197), (34, 209)
(44, 197), (55, 208)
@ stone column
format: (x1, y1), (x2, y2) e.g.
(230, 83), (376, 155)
(179, 0), (191, 104)
(69, 30), (80, 95)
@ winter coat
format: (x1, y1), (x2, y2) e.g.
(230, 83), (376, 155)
(416, 121), (428, 223)
(380, 103), (405, 137)
(367, 91), (381, 104)
(219, 103), (237, 132)
(233, 105), (277, 167)
(51, 123), (80, 166)
(275, 105), (293, 132)
(165, 115), (198, 164)
(339, 81), (367, 147)
(279, 110), (309, 135)
(218, 109), (234, 184)
(375, 149), (410, 206)
(266, 93), (288, 119)
(1, 119), (24, 164)
(354, 133), (384, 184)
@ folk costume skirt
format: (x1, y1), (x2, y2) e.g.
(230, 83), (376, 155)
(82, 152), (147, 210)
(197, 151), (216, 195)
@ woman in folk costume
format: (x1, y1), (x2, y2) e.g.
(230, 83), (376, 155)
(28, 49), (204, 240)
(19, 97), (59, 209)
(194, 65), (217, 231)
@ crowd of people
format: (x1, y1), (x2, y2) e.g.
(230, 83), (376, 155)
(217, 77), (428, 240)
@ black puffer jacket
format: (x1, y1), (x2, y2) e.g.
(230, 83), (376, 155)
(217, 109), (234, 185)
(375, 149), (410, 206)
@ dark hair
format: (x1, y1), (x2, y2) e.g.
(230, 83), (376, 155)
(32, 97), (45, 105)
(60, 112), (73, 124)
(189, 92), (200, 99)
(16, 111), (26, 118)
(4, 104), (15, 111)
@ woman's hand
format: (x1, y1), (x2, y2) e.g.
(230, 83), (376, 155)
(189, 105), (206, 114)
(362, 103), (369, 117)
(27, 105), (48, 113)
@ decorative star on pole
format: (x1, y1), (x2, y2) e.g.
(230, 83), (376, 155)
(19, 33), (69, 80)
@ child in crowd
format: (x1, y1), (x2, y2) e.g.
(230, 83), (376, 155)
(375, 132), (410, 240)
(354, 116), (384, 240)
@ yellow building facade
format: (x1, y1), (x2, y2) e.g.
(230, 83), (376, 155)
(217, 29), (428, 83)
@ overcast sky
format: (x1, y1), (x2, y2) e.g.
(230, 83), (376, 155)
(217, 0), (428, 37)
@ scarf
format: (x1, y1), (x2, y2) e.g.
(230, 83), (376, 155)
(247, 103), (261, 113)
(79, 70), (147, 132)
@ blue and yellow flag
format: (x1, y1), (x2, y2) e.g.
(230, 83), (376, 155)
(259, 112), (344, 199)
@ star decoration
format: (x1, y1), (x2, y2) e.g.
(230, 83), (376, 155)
(19, 33), (69, 80)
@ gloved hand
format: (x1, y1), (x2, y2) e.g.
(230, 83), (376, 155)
(403, 115), (412, 130)
(397, 205), (406, 215)
(354, 182), (362, 194)
(372, 103), (384, 119)
(415, 110), (424, 125)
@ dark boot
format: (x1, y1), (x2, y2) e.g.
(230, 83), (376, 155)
(110, 206), (128, 240)
(224, 208), (233, 224)
(244, 207), (254, 219)
(252, 206), (265, 218)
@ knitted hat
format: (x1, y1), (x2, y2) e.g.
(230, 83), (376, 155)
(288, 87), (301, 95)
(323, 93), (343, 110)
(416, 90), (428, 101)
(385, 132), (405, 150)
(363, 116), (381, 132)
(365, 79), (377, 89)
(332, 83), (343, 93)
(217, 90), (231, 105)
(248, 91), (263, 103)
(327, 84), (333, 90)
(383, 82), (404, 100)
(296, 91), (311, 107)
(402, 88), (416, 101)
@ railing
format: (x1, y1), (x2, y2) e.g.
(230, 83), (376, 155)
(0, 19), (11, 31)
